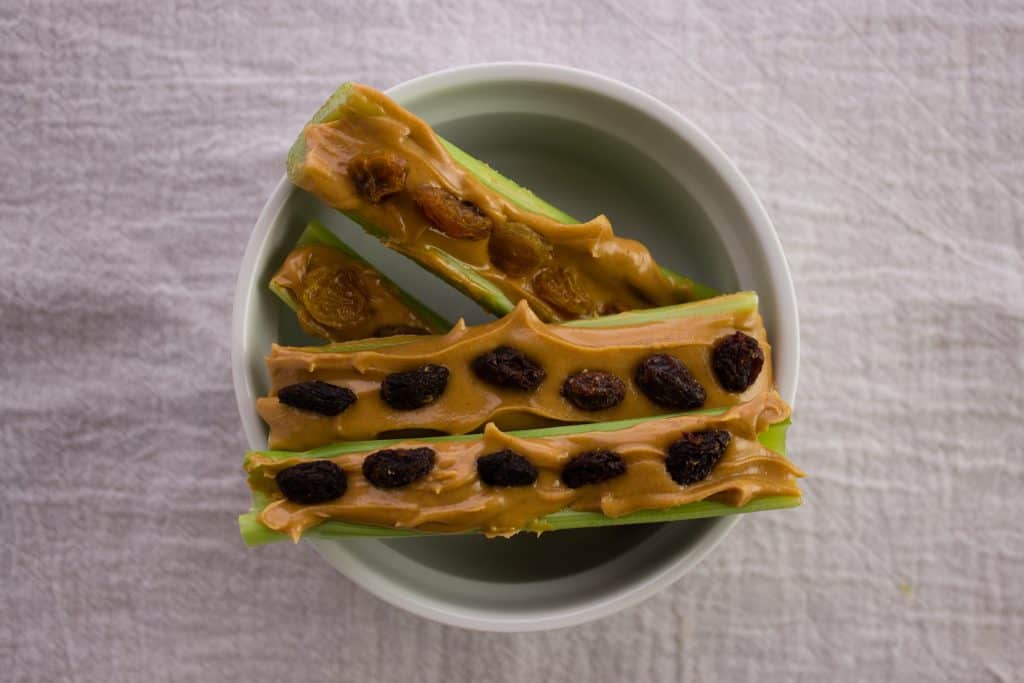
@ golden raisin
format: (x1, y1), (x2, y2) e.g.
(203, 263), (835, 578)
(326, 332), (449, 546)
(531, 266), (595, 317)
(488, 221), (552, 276)
(300, 266), (371, 330)
(411, 185), (493, 240)
(347, 151), (408, 203)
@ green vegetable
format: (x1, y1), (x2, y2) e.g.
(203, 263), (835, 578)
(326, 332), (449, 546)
(238, 417), (795, 546)
(294, 290), (759, 356)
(270, 219), (452, 335)
(287, 83), (718, 318)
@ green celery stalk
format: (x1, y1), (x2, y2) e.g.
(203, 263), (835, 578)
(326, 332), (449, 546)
(238, 418), (796, 546)
(439, 138), (720, 302)
(270, 220), (452, 335)
(288, 290), (758, 356)
(287, 84), (718, 317)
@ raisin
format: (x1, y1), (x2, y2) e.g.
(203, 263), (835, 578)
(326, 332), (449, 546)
(411, 185), (492, 240)
(471, 346), (546, 392)
(301, 266), (371, 330)
(665, 430), (731, 485)
(477, 449), (539, 487)
(348, 151), (408, 203)
(561, 449), (626, 488)
(278, 381), (357, 416)
(531, 265), (595, 317)
(635, 354), (707, 410)
(275, 460), (348, 504)
(561, 370), (626, 411)
(488, 221), (552, 276)
(362, 447), (435, 488)
(712, 332), (765, 392)
(380, 364), (449, 410)
(373, 324), (431, 337)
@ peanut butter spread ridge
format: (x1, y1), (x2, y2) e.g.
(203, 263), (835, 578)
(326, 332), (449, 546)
(290, 84), (692, 321)
(247, 391), (800, 539)
(257, 297), (773, 449)
(272, 244), (433, 342)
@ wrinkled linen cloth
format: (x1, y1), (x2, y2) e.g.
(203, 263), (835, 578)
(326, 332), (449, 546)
(2, 1), (1021, 681)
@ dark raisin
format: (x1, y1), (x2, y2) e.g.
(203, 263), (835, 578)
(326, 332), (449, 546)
(711, 332), (765, 392)
(373, 324), (431, 337)
(471, 346), (546, 392)
(665, 430), (731, 485)
(635, 354), (707, 409)
(348, 151), (408, 203)
(411, 185), (492, 240)
(275, 460), (348, 504)
(477, 449), (539, 487)
(488, 221), (552, 276)
(362, 447), (435, 488)
(561, 449), (627, 488)
(561, 370), (626, 411)
(380, 364), (449, 410)
(531, 265), (595, 317)
(277, 381), (357, 416)
(301, 266), (370, 330)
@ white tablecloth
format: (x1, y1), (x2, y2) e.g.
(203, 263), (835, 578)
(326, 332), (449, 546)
(3, 1), (1021, 680)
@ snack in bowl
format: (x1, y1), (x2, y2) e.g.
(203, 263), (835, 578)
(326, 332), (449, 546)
(240, 79), (803, 546)
(240, 390), (801, 543)
(258, 292), (773, 449)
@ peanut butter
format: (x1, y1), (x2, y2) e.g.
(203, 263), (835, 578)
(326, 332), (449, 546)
(289, 84), (693, 321)
(246, 391), (800, 539)
(257, 295), (772, 449)
(272, 244), (435, 342)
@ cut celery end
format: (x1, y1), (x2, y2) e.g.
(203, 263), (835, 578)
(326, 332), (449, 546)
(269, 220), (452, 335)
(239, 418), (794, 545)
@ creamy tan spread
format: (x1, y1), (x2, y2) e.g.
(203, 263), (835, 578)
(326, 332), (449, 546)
(247, 390), (800, 539)
(289, 84), (693, 321)
(257, 296), (772, 449)
(272, 243), (435, 342)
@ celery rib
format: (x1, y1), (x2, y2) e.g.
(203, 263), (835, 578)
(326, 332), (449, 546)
(269, 220), (452, 335)
(287, 85), (718, 319)
(239, 420), (794, 546)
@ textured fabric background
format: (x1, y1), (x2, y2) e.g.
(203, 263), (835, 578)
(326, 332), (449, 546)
(3, 1), (1022, 681)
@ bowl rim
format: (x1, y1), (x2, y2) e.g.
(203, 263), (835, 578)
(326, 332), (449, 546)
(231, 61), (799, 632)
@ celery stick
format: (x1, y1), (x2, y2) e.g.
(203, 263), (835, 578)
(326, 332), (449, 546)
(288, 291), (758, 356)
(270, 220), (452, 335)
(239, 417), (795, 546)
(287, 84), (718, 319)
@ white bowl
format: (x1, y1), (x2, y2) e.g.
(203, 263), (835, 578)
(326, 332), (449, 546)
(232, 63), (798, 631)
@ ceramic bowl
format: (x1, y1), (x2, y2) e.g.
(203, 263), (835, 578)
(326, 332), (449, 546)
(232, 62), (798, 631)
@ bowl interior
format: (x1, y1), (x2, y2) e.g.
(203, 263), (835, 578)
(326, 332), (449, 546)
(237, 67), (795, 630)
